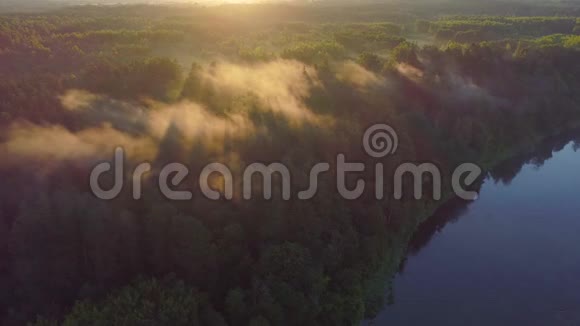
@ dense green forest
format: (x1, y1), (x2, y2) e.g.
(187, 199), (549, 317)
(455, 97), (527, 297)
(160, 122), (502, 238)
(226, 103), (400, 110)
(0, 2), (579, 325)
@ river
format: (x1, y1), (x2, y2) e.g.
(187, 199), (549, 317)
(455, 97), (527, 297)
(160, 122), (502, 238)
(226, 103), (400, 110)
(369, 135), (580, 326)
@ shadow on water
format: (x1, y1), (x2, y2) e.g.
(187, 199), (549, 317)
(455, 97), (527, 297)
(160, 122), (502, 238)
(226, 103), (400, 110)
(399, 129), (580, 274)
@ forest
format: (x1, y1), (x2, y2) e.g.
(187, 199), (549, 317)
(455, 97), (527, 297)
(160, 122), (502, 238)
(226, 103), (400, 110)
(0, 2), (579, 325)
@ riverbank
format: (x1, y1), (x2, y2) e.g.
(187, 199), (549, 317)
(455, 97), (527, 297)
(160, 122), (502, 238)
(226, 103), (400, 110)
(362, 123), (580, 322)
(369, 128), (580, 325)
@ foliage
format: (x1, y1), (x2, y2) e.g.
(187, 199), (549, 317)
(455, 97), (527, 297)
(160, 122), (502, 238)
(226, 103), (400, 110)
(0, 3), (579, 326)
(424, 16), (578, 43)
(35, 278), (225, 326)
(356, 52), (383, 72)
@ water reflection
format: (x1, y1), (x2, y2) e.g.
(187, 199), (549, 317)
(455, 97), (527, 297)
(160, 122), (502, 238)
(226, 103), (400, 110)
(408, 130), (580, 259)
(489, 133), (579, 186)
(373, 130), (580, 326)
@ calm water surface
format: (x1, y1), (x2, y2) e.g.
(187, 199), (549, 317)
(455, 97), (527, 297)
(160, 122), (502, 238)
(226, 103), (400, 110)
(371, 138), (580, 326)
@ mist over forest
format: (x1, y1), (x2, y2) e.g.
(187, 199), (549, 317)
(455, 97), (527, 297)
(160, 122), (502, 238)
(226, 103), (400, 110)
(0, 0), (579, 325)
